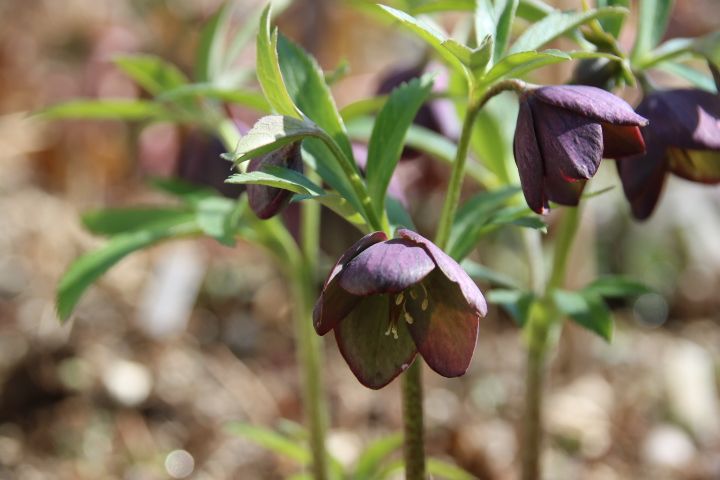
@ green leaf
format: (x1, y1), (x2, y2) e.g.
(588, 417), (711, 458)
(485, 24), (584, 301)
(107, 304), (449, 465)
(226, 165), (326, 197)
(483, 50), (618, 85)
(148, 177), (217, 204)
(596, 0), (630, 38)
(56, 220), (197, 321)
(427, 459), (476, 480)
(82, 208), (193, 236)
(386, 197), (415, 230)
(631, 0), (674, 63)
(353, 434), (403, 480)
(377, 5), (471, 82)
(410, 0), (474, 14)
(486, 289), (535, 326)
(583, 276), (652, 298)
(509, 7), (627, 54)
(470, 93), (516, 184)
(195, 1), (232, 82)
(194, 196), (242, 246)
(366, 74), (434, 215)
(225, 423), (311, 465)
(277, 34), (354, 162)
(256, 5), (302, 117)
(475, 0), (496, 50)
(158, 84), (271, 112)
(493, 0), (520, 61)
(486, 205), (547, 231)
(40, 100), (169, 120)
(516, 0), (553, 21)
(553, 289), (613, 341)
(113, 55), (188, 95)
(657, 62), (718, 93)
(340, 96), (389, 122)
(461, 259), (522, 289)
(223, 115), (322, 163)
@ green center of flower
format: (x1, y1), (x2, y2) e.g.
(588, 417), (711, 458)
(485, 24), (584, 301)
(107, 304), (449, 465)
(385, 284), (430, 339)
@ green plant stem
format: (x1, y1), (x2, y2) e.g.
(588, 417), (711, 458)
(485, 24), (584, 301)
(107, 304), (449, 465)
(521, 206), (581, 480)
(295, 171), (330, 480)
(402, 360), (425, 480)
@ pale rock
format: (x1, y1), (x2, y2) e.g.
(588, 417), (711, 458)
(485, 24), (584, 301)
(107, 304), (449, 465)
(642, 424), (696, 468)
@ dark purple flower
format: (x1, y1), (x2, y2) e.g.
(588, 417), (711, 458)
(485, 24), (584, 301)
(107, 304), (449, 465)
(176, 131), (245, 199)
(246, 141), (303, 219)
(313, 229), (487, 389)
(513, 85), (648, 214)
(617, 89), (720, 219)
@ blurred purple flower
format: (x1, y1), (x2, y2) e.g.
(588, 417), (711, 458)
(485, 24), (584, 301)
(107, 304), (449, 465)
(313, 229), (487, 389)
(246, 141), (303, 219)
(513, 85), (648, 214)
(617, 89), (720, 219)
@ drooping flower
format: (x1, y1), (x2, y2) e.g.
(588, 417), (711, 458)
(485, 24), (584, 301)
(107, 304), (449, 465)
(513, 85), (649, 214)
(246, 141), (303, 219)
(617, 89), (720, 219)
(313, 229), (487, 389)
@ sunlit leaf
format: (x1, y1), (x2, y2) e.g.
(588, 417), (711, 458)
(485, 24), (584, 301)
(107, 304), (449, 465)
(583, 276), (652, 298)
(553, 289), (613, 341)
(114, 55), (188, 95)
(158, 84), (271, 112)
(227, 165), (326, 196)
(631, 0), (674, 63)
(486, 289), (535, 326)
(353, 434), (403, 480)
(226, 423), (311, 465)
(41, 100), (169, 120)
(223, 115), (322, 163)
(82, 208), (193, 236)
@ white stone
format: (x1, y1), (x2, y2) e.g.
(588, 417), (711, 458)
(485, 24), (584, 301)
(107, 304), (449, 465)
(102, 359), (153, 407)
(642, 424), (696, 468)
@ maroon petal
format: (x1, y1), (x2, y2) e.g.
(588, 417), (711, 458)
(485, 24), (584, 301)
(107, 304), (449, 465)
(533, 101), (604, 180)
(397, 229), (487, 316)
(544, 175), (585, 206)
(667, 148), (720, 184)
(334, 295), (417, 389)
(314, 232), (387, 335)
(513, 98), (548, 214)
(338, 239), (435, 296)
(247, 142), (304, 219)
(405, 271), (479, 377)
(534, 85), (648, 126)
(616, 129), (668, 220)
(602, 124), (646, 158)
(645, 89), (720, 150)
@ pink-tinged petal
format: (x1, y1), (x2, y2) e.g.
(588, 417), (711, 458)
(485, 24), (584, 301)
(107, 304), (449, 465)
(616, 129), (668, 220)
(534, 85), (648, 126)
(544, 175), (585, 206)
(314, 232), (387, 335)
(334, 295), (417, 389)
(646, 89), (720, 150)
(405, 271), (479, 378)
(247, 142), (303, 219)
(338, 239), (435, 296)
(513, 99), (548, 214)
(668, 148), (720, 184)
(397, 229), (487, 316)
(533, 101), (604, 181)
(602, 124), (646, 158)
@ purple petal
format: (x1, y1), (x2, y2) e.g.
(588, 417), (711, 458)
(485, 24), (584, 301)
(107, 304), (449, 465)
(533, 100), (604, 180)
(544, 176), (585, 206)
(513, 99), (548, 214)
(534, 85), (648, 126)
(644, 89), (720, 150)
(405, 271), (479, 377)
(338, 239), (435, 296)
(397, 229), (487, 316)
(314, 232), (387, 335)
(247, 142), (303, 219)
(602, 124), (646, 158)
(334, 295), (417, 389)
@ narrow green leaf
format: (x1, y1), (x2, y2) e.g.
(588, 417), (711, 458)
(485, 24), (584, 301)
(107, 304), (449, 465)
(195, 1), (233, 82)
(583, 276), (652, 298)
(486, 289), (535, 326)
(158, 84), (271, 112)
(366, 74), (434, 215)
(470, 93), (517, 184)
(475, 0), (496, 49)
(631, 0), (674, 63)
(56, 220), (197, 321)
(516, 0), (553, 21)
(493, 0), (520, 61)
(461, 259), (522, 289)
(256, 5), (302, 117)
(148, 177), (216, 203)
(509, 7), (627, 54)
(596, 0), (629, 38)
(222, 115), (322, 163)
(483, 50), (619, 85)
(340, 96), (389, 122)
(113, 55), (188, 95)
(410, 0), (474, 14)
(386, 197), (415, 230)
(427, 459), (477, 480)
(225, 423), (311, 465)
(553, 289), (613, 341)
(40, 100), (169, 120)
(353, 434), (403, 480)
(227, 165), (326, 197)
(82, 208), (193, 236)
(658, 62), (718, 93)
(194, 196), (242, 246)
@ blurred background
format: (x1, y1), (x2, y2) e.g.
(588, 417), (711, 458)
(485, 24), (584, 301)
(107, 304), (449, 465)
(1, 0), (719, 478)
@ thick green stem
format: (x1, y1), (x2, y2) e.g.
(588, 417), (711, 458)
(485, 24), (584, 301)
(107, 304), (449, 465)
(296, 172), (330, 480)
(521, 206), (581, 480)
(402, 359), (426, 480)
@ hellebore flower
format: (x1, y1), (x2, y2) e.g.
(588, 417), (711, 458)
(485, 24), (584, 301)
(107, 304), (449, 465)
(617, 89), (720, 219)
(246, 141), (303, 219)
(513, 85), (648, 214)
(313, 229), (487, 389)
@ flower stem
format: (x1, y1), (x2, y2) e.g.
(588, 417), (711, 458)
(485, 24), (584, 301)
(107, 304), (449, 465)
(402, 359), (426, 480)
(296, 171), (330, 480)
(521, 206), (581, 480)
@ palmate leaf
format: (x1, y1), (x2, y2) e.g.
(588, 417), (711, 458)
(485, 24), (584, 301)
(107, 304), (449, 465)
(113, 55), (188, 95)
(56, 218), (198, 322)
(508, 7), (627, 54)
(366, 74), (434, 215)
